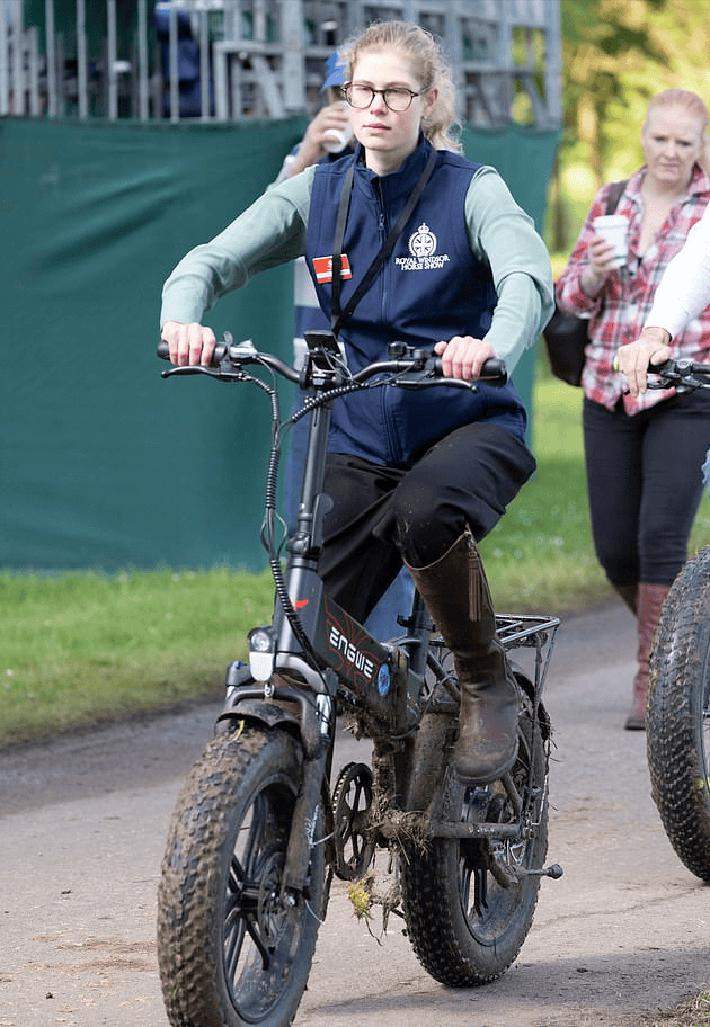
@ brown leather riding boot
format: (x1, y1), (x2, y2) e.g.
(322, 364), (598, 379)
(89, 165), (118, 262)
(624, 582), (670, 731)
(407, 531), (518, 783)
(613, 583), (638, 616)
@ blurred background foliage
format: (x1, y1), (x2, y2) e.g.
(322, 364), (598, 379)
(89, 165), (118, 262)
(547, 0), (710, 272)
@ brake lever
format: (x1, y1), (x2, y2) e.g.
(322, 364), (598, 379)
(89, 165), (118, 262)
(161, 364), (249, 383)
(161, 365), (219, 379)
(394, 372), (478, 392)
(647, 373), (708, 391)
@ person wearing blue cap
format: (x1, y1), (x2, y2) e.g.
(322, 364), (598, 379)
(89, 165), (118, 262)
(275, 52), (416, 644)
(278, 53), (352, 181)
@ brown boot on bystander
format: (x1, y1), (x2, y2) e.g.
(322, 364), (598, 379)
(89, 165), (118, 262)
(624, 582), (670, 730)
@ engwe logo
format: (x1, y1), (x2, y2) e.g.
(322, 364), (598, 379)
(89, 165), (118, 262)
(328, 625), (375, 680)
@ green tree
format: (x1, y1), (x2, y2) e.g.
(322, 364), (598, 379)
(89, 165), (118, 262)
(553, 0), (709, 253)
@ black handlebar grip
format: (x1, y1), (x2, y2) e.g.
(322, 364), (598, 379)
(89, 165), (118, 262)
(432, 356), (507, 383)
(156, 340), (226, 366)
(481, 357), (507, 382)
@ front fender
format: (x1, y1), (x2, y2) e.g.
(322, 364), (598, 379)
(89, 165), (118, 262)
(216, 698), (301, 737)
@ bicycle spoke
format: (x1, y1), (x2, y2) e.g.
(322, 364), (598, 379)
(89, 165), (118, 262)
(225, 919), (247, 984)
(473, 865), (488, 917)
(228, 853), (245, 894)
(461, 865), (472, 912)
(244, 911), (271, 971)
(245, 796), (267, 877)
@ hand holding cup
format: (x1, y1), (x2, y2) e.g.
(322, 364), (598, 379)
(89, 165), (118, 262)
(303, 102), (352, 158)
(588, 234), (619, 277)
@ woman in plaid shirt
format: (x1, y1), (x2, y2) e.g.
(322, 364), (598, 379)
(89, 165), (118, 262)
(557, 89), (710, 731)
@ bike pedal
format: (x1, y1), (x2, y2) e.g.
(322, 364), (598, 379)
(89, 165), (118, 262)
(516, 863), (563, 880)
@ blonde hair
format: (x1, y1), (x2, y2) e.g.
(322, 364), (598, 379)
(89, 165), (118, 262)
(339, 21), (462, 153)
(645, 89), (709, 171)
(645, 88), (708, 129)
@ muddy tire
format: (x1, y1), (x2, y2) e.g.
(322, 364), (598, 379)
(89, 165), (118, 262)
(647, 548), (710, 882)
(157, 726), (326, 1026)
(400, 699), (548, 986)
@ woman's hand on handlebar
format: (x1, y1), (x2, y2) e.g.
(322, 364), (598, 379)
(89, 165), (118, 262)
(161, 321), (216, 367)
(434, 336), (496, 381)
(617, 327), (672, 397)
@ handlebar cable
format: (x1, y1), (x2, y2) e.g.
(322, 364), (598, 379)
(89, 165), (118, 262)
(242, 356), (328, 682)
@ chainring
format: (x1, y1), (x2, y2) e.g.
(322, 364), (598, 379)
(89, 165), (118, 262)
(332, 761), (375, 881)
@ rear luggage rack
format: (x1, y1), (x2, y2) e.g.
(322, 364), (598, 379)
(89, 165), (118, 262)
(495, 613), (560, 650)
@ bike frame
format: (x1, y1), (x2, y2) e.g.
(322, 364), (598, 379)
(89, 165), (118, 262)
(160, 333), (561, 895)
(274, 392), (403, 723)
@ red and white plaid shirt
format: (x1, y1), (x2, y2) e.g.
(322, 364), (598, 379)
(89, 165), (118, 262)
(557, 163), (710, 414)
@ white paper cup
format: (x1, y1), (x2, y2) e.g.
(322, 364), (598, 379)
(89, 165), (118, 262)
(322, 123), (354, 154)
(593, 214), (629, 269)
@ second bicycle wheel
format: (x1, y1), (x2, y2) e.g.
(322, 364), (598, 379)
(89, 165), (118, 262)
(647, 547), (710, 882)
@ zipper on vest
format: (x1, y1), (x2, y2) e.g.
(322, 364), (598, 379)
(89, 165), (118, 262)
(374, 181), (396, 463)
(374, 180), (387, 322)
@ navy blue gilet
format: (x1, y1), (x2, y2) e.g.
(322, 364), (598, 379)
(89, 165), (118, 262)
(305, 134), (527, 468)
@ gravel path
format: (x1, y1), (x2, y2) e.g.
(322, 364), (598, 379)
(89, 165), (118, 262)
(1, 602), (708, 1027)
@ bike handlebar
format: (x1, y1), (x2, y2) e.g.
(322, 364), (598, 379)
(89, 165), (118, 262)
(156, 340), (301, 382)
(612, 355), (710, 390)
(156, 340), (508, 388)
(643, 358), (710, 390)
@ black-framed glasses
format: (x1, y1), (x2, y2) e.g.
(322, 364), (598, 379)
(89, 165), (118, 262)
(343, 82), (423, 113)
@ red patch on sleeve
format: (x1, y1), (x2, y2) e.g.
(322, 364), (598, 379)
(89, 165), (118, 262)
(312, 254), (352, 284)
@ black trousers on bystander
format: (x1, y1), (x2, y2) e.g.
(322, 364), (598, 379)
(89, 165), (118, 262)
(583, 390), (710, 588)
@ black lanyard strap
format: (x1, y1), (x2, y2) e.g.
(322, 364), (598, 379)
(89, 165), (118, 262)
(330, 146), (438, 336)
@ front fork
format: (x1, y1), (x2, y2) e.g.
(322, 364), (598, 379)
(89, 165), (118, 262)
(282, 737), (332, 897)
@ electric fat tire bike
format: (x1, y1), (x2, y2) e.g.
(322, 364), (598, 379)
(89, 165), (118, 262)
(646, 359), (710, 882)
(156, 331), (561, 1027)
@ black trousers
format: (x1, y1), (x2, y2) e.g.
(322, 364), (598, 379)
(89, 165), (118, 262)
(318, 422), (536, 625)
(583, 390), (710, 587)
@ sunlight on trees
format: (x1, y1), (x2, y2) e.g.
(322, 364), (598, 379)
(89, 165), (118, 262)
(550, 0), (710, 255)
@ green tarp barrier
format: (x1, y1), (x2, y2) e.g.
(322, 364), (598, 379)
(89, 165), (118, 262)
(1, 117), (557, 570)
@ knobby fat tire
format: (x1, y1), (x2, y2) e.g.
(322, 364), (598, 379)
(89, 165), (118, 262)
(647, 547), (710, 882)
(400, 696), (548, 985)
(157, 727), (326, 1027)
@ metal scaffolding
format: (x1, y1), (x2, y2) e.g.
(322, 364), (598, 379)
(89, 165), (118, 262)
(2, 0), (561, 127)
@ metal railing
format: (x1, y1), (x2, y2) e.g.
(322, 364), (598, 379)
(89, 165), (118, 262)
(1, 0), (561, 127)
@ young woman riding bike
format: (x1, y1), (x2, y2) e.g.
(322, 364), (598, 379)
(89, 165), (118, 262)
(160, 20), (554, 785)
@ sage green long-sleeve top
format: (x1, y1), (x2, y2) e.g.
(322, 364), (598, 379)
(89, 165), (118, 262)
(161, 163), (554, 375)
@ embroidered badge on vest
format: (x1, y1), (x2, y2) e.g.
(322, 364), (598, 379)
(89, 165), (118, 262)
(396, 223), (451, 271)
(312, 254), (353, 284)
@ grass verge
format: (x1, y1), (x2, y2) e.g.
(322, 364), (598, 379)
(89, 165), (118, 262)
(640, 989), (710, 1026)
(0, 569), (274, 745)
(1, 374), (708, 747)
